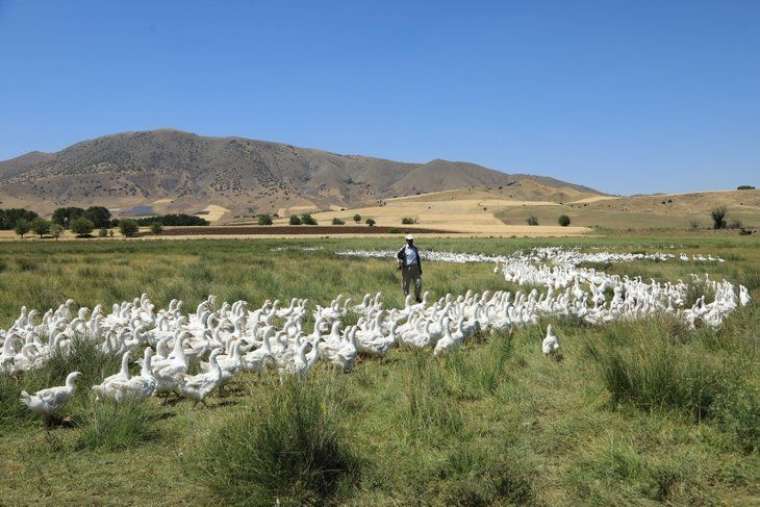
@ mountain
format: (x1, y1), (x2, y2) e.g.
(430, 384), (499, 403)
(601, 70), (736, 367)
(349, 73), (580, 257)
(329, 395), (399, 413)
(0, 129), (604, 221)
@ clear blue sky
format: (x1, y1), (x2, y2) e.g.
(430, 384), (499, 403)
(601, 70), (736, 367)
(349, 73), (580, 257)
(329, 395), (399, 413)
(1, 1), (758, 195)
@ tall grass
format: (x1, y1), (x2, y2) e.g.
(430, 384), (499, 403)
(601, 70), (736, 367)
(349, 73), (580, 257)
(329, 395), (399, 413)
(76, 400), (159, 451)
(585, 319), (735, 420)
(191, 379), (360, 506)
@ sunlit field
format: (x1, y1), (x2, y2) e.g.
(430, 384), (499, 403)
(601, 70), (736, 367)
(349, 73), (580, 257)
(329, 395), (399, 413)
(2, 235), (759, 506)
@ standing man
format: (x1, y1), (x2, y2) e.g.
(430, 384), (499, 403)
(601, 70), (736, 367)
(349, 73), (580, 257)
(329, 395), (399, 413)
(397, 234), (423, 303)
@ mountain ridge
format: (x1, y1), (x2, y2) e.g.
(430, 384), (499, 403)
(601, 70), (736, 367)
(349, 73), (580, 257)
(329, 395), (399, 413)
(0, 129), (604, 220)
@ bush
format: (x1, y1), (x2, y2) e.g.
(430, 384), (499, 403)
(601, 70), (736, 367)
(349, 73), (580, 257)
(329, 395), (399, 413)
(70, 217), (95, 237)
(526, 215), (539, 226)
(352, 214), (361, 223)
(119, 219), (139, 238)
(14, 219), (30, 238)
(711, 207), (727, 229)
(49, 223), (64, 240)
(289, 215), (302, 225)
(366, 218), (376, 227)
(301, 213), (318, 225)
(150, 222), (163, 235)
(31, 218), (50, 238)
(76, 400), (158, 451)
(728, 220), (743, 230)
(688, 219), (701, 230)
(558, 215), (571, 227)
(257, 214), (273, 226)
(332, 217), (345, 225)
(98, 228), (109, 238)
(401, 217), (416, 225)
(716, 385), (760, 453)
(192, 380), (359, 505)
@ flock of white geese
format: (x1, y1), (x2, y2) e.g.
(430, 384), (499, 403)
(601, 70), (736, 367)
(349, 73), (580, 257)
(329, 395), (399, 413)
(3, 247), (751, 423)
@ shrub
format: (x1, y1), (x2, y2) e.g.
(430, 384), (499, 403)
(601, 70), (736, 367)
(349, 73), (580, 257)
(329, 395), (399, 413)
(119, 219), (139, 238)
(366, 218), (376, 227)
(289, 215), (302, 225)
(401, 217), (416, 225)
(711, 207), (727, 229)
(688, 219), (701, 230)
(150, 222), (163, 235)
(31, 218), (50, 238)
(98, 228), (109, 238)
(526, 215), (539, 226)
(14, 219), (30, 238)
(332, 217), (345, 225)
(301, 213), (318, 225)
(558, 214), (571, 227)
(728, 220), (743, 230)
(257, 214), (273, 226)
(352, 214), (361, 223)
(76, 400), (158, 451)
(70, 217), (95, 237)
(49, 223), (64, 240)
(192, 380), (359, 505)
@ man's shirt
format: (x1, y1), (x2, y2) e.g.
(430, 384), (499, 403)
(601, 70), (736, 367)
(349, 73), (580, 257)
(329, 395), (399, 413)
(405, 245), (418, 266)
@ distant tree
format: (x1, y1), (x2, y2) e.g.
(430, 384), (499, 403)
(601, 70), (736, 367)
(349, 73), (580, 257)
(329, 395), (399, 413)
(289, 215), (302, 225)
(711, 207), (727, 230)
(257, 214), (273, 225)
(332, 217), (345, 225)
(52, 207), (85, 228)
(352, 214), (362, 223)
(14, 219), (30, 239)
(737, 185), (755, 190)
(49, 223), (64, 240)
(83, 206), (112, 228)
(0, 208), (39, 230)
(98, 228), (109, 237)
(119, 219), (139, 238)
(150, 222), (163, 235)
(300, 213), (317, 225)
(366, 218), (376, 227)
(558, 215), (571, 227)
(527, 215), (539, 226)
(71, 217), (95, 237)
(31, 218), (50, 238)
(134, 214), (208, 226)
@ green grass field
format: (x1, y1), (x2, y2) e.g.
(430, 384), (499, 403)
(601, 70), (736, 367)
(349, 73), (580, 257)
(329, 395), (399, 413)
(1, 235), (759, 506)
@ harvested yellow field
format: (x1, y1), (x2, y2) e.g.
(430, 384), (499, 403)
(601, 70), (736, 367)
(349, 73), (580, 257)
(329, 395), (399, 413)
(197, 204), (230, 223)
(304, 196), (588, 236)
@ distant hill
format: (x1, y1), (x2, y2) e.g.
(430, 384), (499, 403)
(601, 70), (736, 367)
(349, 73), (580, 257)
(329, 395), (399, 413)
(0, 129), (603, 221)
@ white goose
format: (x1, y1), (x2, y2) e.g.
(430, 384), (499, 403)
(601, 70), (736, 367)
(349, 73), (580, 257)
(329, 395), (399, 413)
(178, 349), (224, 407)
(20, 371), (82, 423)
(542, 325), (560, 356)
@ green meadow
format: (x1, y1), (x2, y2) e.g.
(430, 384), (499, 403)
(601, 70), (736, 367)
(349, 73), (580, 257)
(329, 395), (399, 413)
(1, 234), (759, 506)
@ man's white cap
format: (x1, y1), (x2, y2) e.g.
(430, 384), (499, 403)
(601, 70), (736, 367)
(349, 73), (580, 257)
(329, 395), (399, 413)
(405, 234), (414, 240)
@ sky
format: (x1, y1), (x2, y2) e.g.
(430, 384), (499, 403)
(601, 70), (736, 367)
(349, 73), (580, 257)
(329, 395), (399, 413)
(1, 0), (758, 195)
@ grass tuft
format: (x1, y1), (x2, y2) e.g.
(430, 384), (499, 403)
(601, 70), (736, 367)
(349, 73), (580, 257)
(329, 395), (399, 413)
(191, 378), (360, 506)
(76, 400), (159, 451)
